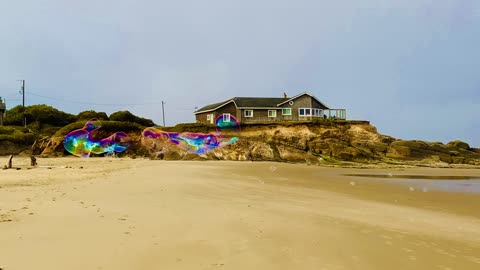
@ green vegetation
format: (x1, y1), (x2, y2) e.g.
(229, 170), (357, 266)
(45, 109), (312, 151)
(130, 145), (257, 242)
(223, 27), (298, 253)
(162, 122), (215, 133)
(0, 126), (36, 144)
(4, 104), (77, 127)
(109, 110), (155, 127)
(447, 140), (470, 150)
(53, 120), (144, 137)
(0, 106), (155, 150)
(311, 118), (335, 126)
(77, 110), (109, 120)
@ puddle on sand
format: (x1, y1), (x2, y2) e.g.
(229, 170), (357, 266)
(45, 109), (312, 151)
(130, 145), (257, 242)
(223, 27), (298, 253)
(344, 174), (480, 194)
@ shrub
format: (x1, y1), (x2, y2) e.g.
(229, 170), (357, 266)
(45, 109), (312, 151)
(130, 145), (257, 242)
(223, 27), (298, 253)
(4, 104), (77, 127)
(447, 140), (470, 150)
(163, 122), (215, 133)
(109, 110), (155, 127)
(312, 118), (334, 126)
(78, 110), (109, 120)
(53, 120), (143, 137)
(0, 129), (37, 144)
(0, 126), (15, 135)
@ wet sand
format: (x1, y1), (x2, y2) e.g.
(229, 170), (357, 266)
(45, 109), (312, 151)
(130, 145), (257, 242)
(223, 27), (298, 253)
(1, 157), (480, 270)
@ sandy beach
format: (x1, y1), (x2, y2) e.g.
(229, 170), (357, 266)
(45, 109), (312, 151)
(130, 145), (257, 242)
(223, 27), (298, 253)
(1, 157), (480, 270)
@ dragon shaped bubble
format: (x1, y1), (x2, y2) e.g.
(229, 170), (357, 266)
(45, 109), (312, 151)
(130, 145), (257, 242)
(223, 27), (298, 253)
(63, 118), (130, 157)
(141, 115), (240, 155)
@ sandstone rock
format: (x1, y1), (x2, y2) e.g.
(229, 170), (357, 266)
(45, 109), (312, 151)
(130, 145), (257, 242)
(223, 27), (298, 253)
(12, 121), (479, 166)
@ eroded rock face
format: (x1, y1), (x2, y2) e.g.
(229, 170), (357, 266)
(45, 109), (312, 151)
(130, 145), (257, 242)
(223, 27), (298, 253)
(35, 122), (480, 166)
(32, 136), (51, 155)
(0, 141), (30, 156)
(40, 136), (65, 157)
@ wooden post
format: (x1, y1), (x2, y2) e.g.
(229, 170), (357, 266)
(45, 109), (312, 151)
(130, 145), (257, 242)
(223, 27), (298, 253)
(30, 155), (37, 167)
(7, 155), (13, 169)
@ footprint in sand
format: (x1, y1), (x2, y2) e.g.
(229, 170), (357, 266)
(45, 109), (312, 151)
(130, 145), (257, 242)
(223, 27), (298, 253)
(465, 256), (480, 264)
(401, 247), (414, 253)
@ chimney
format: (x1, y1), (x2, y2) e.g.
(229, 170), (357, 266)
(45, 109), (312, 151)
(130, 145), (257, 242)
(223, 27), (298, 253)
(283, 92), (288, 98)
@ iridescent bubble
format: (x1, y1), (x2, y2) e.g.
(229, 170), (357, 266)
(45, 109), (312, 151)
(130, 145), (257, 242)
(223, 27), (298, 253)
(63, 118), (131, 157)
(141, 115), (240, 155)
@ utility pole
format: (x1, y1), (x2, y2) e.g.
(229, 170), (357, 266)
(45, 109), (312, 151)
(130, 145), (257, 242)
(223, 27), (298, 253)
(18, 80), (26, 127)
(161, 101), (166, 127)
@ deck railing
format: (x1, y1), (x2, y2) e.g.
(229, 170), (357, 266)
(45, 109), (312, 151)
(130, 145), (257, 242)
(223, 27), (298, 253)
(242, 109), (346, 123)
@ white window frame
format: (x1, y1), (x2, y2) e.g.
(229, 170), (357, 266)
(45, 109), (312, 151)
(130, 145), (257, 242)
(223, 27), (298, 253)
(206, 114), (211, 120)
(268, 110), (277, 118)
(244, 110), (253, 118)
(282, 108), (292, 115)
(312, 109), (321, 117)
(222, 113), (231, 122)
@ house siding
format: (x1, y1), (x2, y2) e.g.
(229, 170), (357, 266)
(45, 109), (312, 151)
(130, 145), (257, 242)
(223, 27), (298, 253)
(312, 98), (329, 110)
(195, 101), (238, 123)
(279, 94), (312, 118)
(195, 112), (211, 123)
(241, 108), (283, 122)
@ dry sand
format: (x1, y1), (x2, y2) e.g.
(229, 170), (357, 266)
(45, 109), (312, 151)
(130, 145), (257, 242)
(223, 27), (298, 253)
(1, 157), (480, 270)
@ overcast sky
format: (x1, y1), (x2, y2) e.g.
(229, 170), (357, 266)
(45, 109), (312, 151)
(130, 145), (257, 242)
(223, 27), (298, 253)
(0, 0), (479, 146)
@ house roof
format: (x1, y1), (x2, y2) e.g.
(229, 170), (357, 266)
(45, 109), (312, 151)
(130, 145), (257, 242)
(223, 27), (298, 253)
(194, 100), (230, 113)
(233, 97), (288, 108)
(194, 92), (330, 114)
(194, 97), (288, 114)
(277, 92), (330, 108)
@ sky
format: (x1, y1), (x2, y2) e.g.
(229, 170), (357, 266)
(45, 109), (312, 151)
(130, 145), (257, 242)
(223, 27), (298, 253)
(0, 0), (479, 146)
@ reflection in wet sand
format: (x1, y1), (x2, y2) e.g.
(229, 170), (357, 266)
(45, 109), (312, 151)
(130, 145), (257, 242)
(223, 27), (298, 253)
(344, 174), (480, 193)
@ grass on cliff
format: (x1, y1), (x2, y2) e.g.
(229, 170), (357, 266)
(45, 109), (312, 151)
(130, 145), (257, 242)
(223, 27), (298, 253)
(0, 126), (36, 144)
(53, 120), (145, 137)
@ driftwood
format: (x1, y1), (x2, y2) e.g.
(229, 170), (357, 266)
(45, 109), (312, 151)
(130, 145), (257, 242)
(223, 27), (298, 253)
(7, 155), (13, 169)
(30, 155), (37, 167)
(32, 136), (51, 155)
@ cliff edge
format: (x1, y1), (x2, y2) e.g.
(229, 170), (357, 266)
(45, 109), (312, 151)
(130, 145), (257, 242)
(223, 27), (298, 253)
(32, 120), (480, 167)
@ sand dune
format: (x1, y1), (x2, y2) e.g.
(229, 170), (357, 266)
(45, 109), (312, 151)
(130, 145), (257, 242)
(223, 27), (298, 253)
(1, 157), (480, 270)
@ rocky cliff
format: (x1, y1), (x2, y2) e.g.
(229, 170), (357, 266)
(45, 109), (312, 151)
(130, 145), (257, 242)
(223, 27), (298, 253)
(33, 121), (480, 167)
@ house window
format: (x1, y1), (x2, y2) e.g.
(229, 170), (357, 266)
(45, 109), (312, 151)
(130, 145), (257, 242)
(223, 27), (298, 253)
(299, 108), (312, 116)
(312, 109), (322, 117)
(206, 114), (211, 120)
(244, 110), (253, 117)
(268, 110), (277, 117)
(222, 113), (230, 122)
(282, 108), (292, 115)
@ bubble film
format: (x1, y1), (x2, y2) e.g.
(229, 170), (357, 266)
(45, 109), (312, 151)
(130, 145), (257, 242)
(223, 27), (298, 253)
(142, 115), (240, 155)
(63, 118), (130, 157)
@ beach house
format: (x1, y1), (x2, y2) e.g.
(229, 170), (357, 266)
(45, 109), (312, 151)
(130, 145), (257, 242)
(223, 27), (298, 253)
(194, 92), (346, 124)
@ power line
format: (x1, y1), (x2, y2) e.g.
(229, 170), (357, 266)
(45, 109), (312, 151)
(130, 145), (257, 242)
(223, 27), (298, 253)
(26, 91), (166, 106)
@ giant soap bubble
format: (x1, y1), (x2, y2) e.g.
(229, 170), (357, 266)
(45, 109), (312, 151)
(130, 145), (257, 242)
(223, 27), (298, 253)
(63, 118), (130, 157)
(142, 115), (240, 155)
